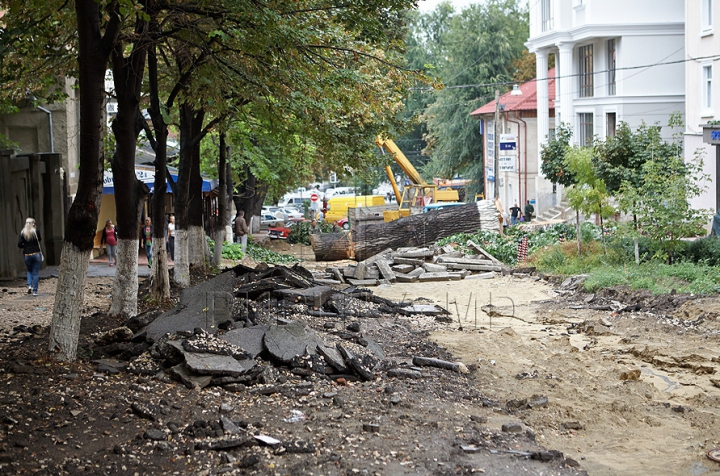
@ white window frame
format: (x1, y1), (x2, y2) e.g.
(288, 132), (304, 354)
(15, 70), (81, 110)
(702, 62), (713, 116)
(578, 44), (594, 98)
(577, 112), (594, 147)
(702, 0), (714, 36)
(541, 0), (554, 32)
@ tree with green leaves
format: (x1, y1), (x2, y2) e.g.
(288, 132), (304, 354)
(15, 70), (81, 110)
(539, 122), (574, 186)
(617, 115), (710, 263)
(421, 0), (529, 198)
(563, 147), (614, 254)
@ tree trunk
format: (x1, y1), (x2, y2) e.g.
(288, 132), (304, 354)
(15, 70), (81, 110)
(50, 0), (120, 361)
(173, 102), (194, 287)
(147, 25), (170, 301)
(599, 212), (606, 255)
(109, 25), (149, 317)
(188, 110), (207, 267)
(352, 201), (499, 262)
(576, 210), (581, 255)
(310, 232), (353, 261)
(110, 239), (139, 315)
(212, 134), (228, 267)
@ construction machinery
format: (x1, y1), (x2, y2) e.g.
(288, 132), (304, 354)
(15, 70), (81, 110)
(375, 136), (460, 221)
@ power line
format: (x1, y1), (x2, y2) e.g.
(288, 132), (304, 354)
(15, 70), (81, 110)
(410, 52), (720, 92)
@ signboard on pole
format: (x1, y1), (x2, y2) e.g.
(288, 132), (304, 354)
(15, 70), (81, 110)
(499, 134), (517, 151)
(498, 155), (517, 172)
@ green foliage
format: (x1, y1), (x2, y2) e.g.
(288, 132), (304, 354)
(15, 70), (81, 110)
(685, 237), (720, 266)
(416, 0), (530, 197)
(582, 262), (720, 295)
(287, 221), (334, 245)
(207, 239), (244, 260)
(564, 147), (615, 222)
(540, 123), (574, 186)
(246, 244), (299, 265)
(616, 114), (711, 262)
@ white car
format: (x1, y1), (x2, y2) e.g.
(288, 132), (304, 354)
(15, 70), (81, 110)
(260, 213), (282, 227)
(279, 207), (304, 220)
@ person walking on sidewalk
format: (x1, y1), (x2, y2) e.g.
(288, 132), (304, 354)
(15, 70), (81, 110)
(18, 217), (42, 296)
(524, 200), (535, 223)
(166, 215), (175, 261)
(234, 210), (248, 253)
(100, 219), (118, 266)
(141, 217), (153, 268)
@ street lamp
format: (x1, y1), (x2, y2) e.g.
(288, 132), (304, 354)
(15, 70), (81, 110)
(510, 84), (523, 96)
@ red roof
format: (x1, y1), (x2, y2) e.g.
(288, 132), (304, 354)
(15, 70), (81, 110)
(470, 68), (556, 117)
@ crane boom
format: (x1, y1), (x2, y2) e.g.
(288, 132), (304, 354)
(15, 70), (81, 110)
(375, 137), (427, 185)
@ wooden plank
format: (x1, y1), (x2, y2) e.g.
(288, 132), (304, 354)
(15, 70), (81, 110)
(422, 263), (447, 273)
(347, 279), (379, 286)
(375, 260), (396, 282)
(418, 272), (463, 282)
(445, 262), (502, 272)
(394, 273), (418, 283)
(393, 257), (424, 266)
(331, 268), (346, 284)
(437, 256), (496, 266)
(466, 239), (503, 265)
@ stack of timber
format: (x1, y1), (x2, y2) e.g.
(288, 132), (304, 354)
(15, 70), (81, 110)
(311, 239), (508, 286)
(352, 200), (498, 261)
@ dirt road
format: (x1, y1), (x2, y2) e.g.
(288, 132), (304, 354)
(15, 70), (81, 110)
(373, 275), (720, 475)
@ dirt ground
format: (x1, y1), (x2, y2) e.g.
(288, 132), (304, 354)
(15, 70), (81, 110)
(1, 244), (720, 475)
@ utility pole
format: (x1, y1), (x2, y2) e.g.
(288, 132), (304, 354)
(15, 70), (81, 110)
(494, 89), (500, 199)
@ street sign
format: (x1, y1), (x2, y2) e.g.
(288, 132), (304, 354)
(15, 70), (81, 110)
(310, 192), (319, 202)
(498, 155), (516, 172)
(500, 134), (517, 151)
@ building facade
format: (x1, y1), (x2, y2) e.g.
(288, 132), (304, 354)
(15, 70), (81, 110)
(526, 0), (685, 211)
(470, 70), (556, 215)
(686, 0), (720, 214)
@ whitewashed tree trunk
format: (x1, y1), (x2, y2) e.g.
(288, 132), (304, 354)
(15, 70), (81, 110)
(109, 239), (139, 318)
(49, 242), (90, 362)
(151, 237), (170, 301)
(212, 229), (226, 267)
(174, 228), (190, 288)
(187, 225), (207, 267)
(225, 225), (233, 243)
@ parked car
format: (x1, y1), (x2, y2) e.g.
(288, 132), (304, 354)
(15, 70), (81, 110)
(267, 218), (305, 239)
(279, 207), (304, 220)
(260, 213), (282, 227)
(336, 217), (350, 230)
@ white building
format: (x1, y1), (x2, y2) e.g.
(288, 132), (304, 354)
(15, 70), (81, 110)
(526, 0), (685, 212)
(686, 0), (720, 214)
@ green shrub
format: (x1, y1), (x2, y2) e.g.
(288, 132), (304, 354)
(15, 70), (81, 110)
(686, 237), (720, 266)
(287, 221), (334, 245)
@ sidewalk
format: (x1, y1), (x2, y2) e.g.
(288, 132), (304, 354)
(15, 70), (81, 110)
(26, 249), (170, 279)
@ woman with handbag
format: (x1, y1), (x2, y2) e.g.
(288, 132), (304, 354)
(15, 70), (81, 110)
(17, 217), (42, 296)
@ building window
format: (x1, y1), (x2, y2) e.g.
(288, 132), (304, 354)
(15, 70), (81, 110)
(703, 64), (713, 112)
(702, 0), (713, 33)
(578, 113), (594, 146)
(606, 113), (616, 138)
(578, 44), (594, 98)
(541, 0), (554, 32)
(607, 39), (616, 96)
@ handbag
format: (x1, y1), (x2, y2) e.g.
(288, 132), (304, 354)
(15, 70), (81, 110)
(40, 252), (44, 262)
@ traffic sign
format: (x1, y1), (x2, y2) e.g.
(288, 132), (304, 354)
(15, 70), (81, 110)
(310, 192), (319, 202)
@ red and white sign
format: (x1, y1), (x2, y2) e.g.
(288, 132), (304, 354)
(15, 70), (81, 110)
(310, 192), (319, 202)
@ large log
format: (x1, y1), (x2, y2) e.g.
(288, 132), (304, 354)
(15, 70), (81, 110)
(348, 205), (397, 229)
(309, 232), (353, 261)
(352, 201), (499, 261)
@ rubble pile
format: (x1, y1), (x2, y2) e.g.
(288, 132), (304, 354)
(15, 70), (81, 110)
(89, 262), (463, 391)
(314, 239), (509, 286)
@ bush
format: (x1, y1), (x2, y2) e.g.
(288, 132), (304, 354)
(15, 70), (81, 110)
(287, 221), (334, 245)
(685, 237), (720, 266)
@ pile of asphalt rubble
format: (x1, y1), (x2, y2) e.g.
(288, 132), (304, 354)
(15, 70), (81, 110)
(81, 260), (583, 468)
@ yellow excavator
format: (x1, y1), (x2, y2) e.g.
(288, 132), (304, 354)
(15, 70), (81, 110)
(375, 136), (459, 221)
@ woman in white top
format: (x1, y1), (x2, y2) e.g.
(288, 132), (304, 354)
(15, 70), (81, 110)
(166, 215), (175, 261)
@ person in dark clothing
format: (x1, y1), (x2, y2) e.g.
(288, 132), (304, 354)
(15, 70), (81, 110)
(711, 210), (720, 237)
(234, 210), (249, 253)
(509, 203), (522, 225)
(18, 217), (42, 296)
(524, 200), (535, 223)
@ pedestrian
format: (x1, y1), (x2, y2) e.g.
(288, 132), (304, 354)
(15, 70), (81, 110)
(509, 202), (521, 226)
(141, 217), (153, 268)
(524, 200), (535, 223)
(234, 210), (248, 253)
(18, 217), (42, 296)
(100, 219), (118, 266)
(166, 215), (175, 261)
(494, 197), (504, 235)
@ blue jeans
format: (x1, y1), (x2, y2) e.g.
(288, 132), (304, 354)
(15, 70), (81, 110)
(510, 216), (518, 226)
(145, 244), (153, 267)
(24, 253), (41, 293)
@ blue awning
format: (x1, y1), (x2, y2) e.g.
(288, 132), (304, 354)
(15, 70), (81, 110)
(102, 167), (216, 195)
